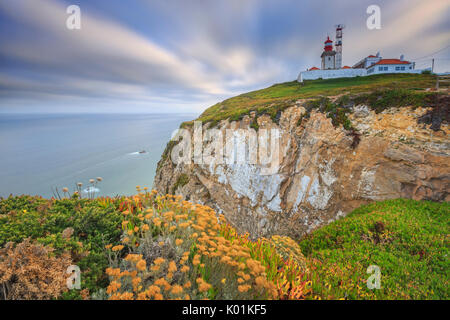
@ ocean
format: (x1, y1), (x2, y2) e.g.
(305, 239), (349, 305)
(0, 113), (195, 198)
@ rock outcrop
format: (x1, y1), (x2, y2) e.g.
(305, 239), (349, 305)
(154, 101), (449, 239)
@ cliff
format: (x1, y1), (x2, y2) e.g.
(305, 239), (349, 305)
(154, 74), (449, 239)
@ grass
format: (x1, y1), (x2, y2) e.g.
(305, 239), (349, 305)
(299, 199), (449, 300)
(353, 88), (439, 113)
(181, 73), (438, 127)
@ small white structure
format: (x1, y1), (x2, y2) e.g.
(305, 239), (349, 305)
(297, 26), (426, 83)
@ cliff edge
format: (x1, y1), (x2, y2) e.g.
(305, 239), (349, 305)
(154, 74), (449, 239)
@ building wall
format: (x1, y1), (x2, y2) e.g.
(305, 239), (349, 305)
(335, 51), (342, 69)
(298, 65), (427, 83)
(298, 68), (367, 82)
(322, 55), (336, 70)
(353, 56), (381, 69)
(367, 63), (417, 75)
(365, 57), (381, 68)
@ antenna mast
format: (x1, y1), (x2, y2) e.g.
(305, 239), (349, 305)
(335, 24), (345, 69)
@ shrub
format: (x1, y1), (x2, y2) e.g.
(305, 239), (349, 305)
(220, 225), (310, 299)
(104, 192), (310, 300)
(172, 174), (190, 194)
(353, 89), (435, 113)
(250, 118), (260, 131)
(0, 192), (309, 300)
(0, 195), (127, 298)
(0, 239), (72, 300)
(304, 97), (354, 130)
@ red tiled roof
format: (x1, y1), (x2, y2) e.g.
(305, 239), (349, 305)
(309, 67), (320, 71)
(342, 66), (351, 69)
(372, 59), (410, 66)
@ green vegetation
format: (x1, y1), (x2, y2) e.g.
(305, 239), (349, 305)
(182, 74), (438, 127)
(298, 88), (439, 131)
(250, 118), (260, 131)
(0, 195), (127, 299)
(299, 199), (450, 300)
(156, 139), (179, 172)
(301, 96), (353, 130)
(171, 173), (190, 194)
(0, 193), (448, 300)
(353, 88), (438, 113)
(0, 191), (309, 300)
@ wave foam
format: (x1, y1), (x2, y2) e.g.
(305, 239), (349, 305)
(82, 187), (100, 194)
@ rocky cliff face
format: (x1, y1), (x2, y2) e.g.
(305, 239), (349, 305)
(154, 100), (449, 239)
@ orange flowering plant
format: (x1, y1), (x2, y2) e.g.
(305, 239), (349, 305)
(104, 188), (310, 300)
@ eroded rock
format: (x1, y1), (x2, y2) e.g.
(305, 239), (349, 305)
(154, 103), (449, 239)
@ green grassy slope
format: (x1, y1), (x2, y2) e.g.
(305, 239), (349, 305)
(182, 73), (439, 127)
(299, 199), (449, 300)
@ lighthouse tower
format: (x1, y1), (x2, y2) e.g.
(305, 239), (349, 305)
(321, 36), (336, 69)
(335, 24), (345, 69)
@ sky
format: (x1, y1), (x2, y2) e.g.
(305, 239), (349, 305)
(0, 0), (449, 114)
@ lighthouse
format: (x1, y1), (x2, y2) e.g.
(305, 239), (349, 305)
(321, 36), (336, 69)
(335, 24), (344, 69)
(298, 25), (422, 83)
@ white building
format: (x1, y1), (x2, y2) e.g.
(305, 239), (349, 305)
(366, 56), (415, 75)
(297, 27), (426, 83)
(353, 53), (382, 68)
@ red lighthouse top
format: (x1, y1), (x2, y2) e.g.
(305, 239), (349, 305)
(324, 36), (333, 51)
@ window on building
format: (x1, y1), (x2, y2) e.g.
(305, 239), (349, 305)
(384, 67), (388, 71)
(396, 66), (400, 71)
(379, 67), (383, 71)
(401, 66), (405, 70)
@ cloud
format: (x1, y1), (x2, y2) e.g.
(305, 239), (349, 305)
(0, 0), (449, 113)
(0, 0), (229, 100)
(344, 0), (450, 59)
(0, 0), (290, 112)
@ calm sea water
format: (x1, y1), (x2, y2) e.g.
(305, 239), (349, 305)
(0, 113), (195, 198)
